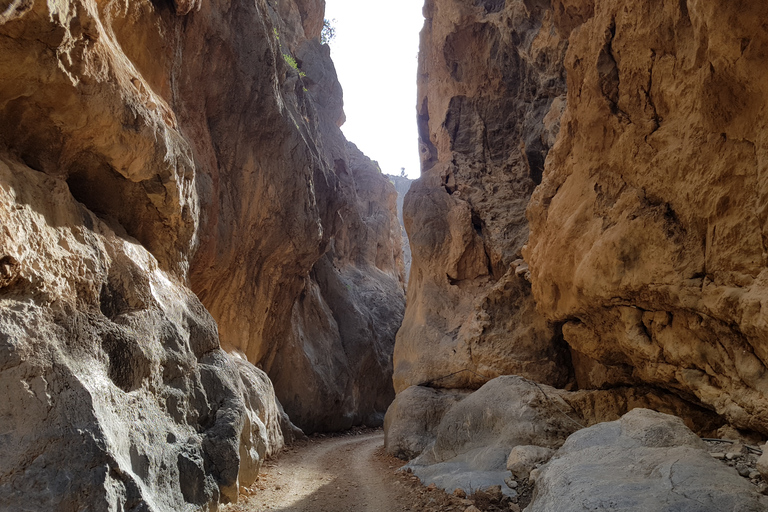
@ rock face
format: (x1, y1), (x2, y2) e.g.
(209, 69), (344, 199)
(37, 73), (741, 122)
(0, 158), (285, 510)
(267, 142), (406, 433)
(385, 174), (414, 284)
(527, 409), (768, 511)
(389, 0), (768, 507)
(524, 0), (768, 436)
(391, 0), (768, 459)
(1, 0), (404, 508)
(182, 1), (405, 434)
(393, 0), (573, 395)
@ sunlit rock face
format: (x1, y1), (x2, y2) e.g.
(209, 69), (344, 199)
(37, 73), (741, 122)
(525, 0), (768, 435)
(394, 0), (573, 394)
(0, 0), (404, 507)
(0, 158), (285, 510)
(392, 0), (768, 454)
(386, 174), (414, 285)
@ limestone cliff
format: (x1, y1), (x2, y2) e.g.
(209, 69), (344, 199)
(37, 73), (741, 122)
(0, 0), (404, 508)
(394, 0), (572, 393)
(386, 174), (414, 284)
(0, 156), (285, 510)
(267, 142), (406, 433)
(525, 0), (768, 436)
(390, 0), (768, 469)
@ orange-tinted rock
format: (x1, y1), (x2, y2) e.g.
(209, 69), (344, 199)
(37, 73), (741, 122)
(394, 0), (572, 393)
(525, 0), (768, 434)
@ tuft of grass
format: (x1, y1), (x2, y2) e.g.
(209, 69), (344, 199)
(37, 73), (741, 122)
(282, 54), (306, 77)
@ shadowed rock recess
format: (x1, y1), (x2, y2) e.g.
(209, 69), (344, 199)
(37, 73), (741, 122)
(386, 0), (768, 509)
(0, 0), (404, 508)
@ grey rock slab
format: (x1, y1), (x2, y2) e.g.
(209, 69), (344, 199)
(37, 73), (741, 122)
(404, 376), (580, 498)
(384, 385), (471, 460)
(527, 409), (768, 512)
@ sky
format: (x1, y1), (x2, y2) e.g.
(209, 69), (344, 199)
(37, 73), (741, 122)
(323, 1), (424, 179)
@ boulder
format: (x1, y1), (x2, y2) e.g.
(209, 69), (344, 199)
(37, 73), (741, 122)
(405, 376), (580, 497)
(527, 409), (768, 512)
(505, 445), (555, 480)
(384, 385), (472, 460)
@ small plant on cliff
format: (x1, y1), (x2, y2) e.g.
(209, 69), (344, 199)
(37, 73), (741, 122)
(282, 53), (306, 77)
(321, 18), (336, 45)
(274, 27), (306, 77)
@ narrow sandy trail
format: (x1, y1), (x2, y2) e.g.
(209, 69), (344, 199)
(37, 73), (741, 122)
(224, 431), (417, 512)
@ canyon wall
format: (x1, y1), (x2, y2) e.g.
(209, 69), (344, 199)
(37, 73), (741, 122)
(0, 0), (403, 508)
(525, 0), (768, 435)
(390, 0), (768, 470)
(386, 174), (414, 284)
(267, 142), (406, 433)
(394, 0), (573, 393)
(387, 1), (768, 506)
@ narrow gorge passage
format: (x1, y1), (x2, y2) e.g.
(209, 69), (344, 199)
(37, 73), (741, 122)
(223, 432), (412, 512)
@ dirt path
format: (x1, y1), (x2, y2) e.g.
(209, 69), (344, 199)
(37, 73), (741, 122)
(223, 431), (413, 512)
(223, 429), (510, 512)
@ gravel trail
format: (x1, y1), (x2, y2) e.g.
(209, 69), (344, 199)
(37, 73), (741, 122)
(224, 431), (414, 512)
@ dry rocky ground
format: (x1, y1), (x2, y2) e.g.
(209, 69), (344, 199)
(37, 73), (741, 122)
(704, 439), (768, 493)
(223, 426), (768, 512)
(222, 429), (518, 512)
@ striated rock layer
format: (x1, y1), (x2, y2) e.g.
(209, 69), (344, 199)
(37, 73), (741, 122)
(1, 0), (404, 508)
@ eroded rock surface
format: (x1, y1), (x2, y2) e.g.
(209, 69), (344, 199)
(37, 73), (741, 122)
(0, 158), (285, 510)
(393, 0), (572, 395)
(0, 0), (405, 508)
(527, 409), (768, 511)
(392, 0), (768, 461)
(525, 0), (768, 435)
